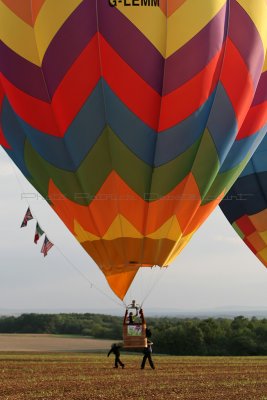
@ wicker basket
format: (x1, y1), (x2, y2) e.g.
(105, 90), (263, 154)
(123, 323), (148, 348)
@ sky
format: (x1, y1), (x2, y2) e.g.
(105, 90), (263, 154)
(0, 147), (267, 315)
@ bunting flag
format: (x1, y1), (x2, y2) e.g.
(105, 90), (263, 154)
(41, 235), (54, 257)
(20, 207), (33, 228)
(34, 222), (44, 244)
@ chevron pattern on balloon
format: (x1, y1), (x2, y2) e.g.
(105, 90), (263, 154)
(220, 133), (267, 268)
(1, 0), (267, 299)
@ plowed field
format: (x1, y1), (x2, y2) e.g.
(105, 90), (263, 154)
(0, 353), (266, 400)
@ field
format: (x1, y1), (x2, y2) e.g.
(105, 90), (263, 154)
(0, 334), (113, 352)
(0, 335), (267, 400)
(1, 353), (267, 400)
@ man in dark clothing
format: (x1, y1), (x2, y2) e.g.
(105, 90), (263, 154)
(141, 340), (155, 369)
(107, 343), (125, 368)
(128, 311), (135, 324)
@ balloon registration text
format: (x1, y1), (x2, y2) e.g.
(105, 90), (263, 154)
(109, 0), (160, 6)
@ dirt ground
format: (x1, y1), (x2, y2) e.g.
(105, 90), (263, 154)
(0, 334), (113, 352)
(0, 353), (266, 400)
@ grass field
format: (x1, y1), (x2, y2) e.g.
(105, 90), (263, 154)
(0, 353), (267, 400)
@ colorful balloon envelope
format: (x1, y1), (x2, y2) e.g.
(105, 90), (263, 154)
(1, 0), (267, 299)
(220, 133), (267, 268)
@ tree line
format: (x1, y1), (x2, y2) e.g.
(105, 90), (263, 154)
(0, 313), (266, 356)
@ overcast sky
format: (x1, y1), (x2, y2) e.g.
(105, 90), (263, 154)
(0, 147), (266, 314)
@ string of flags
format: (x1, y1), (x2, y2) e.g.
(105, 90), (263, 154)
(20, 207), (54, 257)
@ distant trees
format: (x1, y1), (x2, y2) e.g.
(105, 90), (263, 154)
(0, 313), (122, 338)
(150, 316), (267, 356)
(0, 313), (266, 356)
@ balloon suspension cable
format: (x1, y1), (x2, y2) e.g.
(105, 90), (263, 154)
(140, 265), (168, 308)
(55, 247), (125, 309)
(9, 159), (125, 309)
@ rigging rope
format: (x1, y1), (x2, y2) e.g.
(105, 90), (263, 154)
(8, 156), (125, 309)
(141, 266), (168, 308)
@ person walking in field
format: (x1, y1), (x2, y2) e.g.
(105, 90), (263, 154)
(107, 343), (125, 369)
(141, 340), (155, 370)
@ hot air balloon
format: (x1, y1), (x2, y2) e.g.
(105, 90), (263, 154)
(1, 0), (267, 300)
(220, 132), (267, 268)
